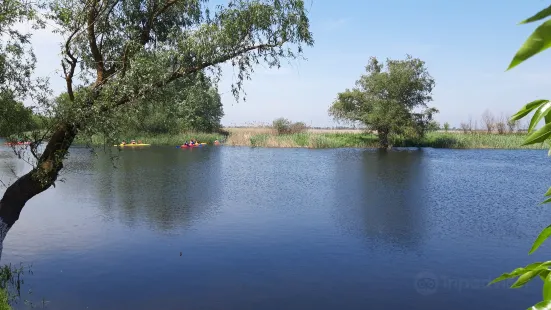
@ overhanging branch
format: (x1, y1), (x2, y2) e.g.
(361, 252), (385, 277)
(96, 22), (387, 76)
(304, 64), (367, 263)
(103, 41), (284, 112)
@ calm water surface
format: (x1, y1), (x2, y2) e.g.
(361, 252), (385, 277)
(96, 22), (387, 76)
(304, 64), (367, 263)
(1, 144), (551, 309)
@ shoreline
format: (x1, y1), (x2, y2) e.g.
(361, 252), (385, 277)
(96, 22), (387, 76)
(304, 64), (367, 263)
(67, 129), (547, 150)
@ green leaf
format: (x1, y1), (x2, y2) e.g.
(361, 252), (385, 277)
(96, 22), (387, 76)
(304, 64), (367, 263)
(520, 5), (551, 24)
(541, 197), (551, 205)
(530, 225), (551, 254)
(489, 262), (551, 285)
(544, 272), (551, 300)
(511, 100), (550, 121)
(530, 102), (551, 133)
(541, 270), (550, 281)
(508, 19), (551, 70)
(530, 300), (551, 310)
(512, 269), (543, 288)
(523, 123), (551, 146)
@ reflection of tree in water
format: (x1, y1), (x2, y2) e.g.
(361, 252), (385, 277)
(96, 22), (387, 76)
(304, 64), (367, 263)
(332, 149), (428, 250)
(94, 147), (222, 232)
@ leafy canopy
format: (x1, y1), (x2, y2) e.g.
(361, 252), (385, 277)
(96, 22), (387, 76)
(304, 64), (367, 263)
(328, 55), (437, 148)
(0, 94), (35, 137)
(122, 72), (224, 134)
(40, 0), (313, 143)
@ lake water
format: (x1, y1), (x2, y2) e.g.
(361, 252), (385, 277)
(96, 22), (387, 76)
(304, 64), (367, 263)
(1, 145), (551, 309)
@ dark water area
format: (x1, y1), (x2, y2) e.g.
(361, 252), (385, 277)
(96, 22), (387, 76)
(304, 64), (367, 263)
(1, 143), (551, 309)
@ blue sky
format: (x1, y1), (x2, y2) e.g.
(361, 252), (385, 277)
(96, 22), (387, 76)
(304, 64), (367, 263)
(24, 0), (551, 127)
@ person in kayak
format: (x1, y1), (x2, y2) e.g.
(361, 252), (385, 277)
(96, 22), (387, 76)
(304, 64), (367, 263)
(121, 140), (127, 145)
(130, 139), (136, 144)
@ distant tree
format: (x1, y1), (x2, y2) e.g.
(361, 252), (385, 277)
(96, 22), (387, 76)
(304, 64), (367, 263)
(506, 116), (518, 133)
(482, 110), (495, 133)
(328, 55), (437, 148)
(459, 122), (470, 134)
(426, 120), (440, 132)
(443, 122), (450, 132)
(495, 114), (506, 134)
(272, 118), (307, 135)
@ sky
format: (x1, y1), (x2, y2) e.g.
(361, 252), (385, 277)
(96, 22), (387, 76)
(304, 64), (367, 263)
(18, 0), (551, 128)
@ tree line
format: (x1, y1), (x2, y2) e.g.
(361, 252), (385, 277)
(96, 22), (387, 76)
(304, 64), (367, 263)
(458, 110), (527, 134)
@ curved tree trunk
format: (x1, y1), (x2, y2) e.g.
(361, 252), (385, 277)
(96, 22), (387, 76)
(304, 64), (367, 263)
(0, 123), (77, 260)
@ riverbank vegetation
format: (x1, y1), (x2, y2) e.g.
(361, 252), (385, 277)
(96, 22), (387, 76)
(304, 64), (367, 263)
(223, 127), (545, 149)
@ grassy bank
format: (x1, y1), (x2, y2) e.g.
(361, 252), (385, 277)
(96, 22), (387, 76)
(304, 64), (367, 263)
(74, 132), (225, 146)
(224, 128), (547, 149)
(55, 128), (548, 149)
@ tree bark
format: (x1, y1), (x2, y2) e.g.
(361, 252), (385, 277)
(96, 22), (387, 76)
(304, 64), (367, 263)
(0, 122), (77, 260)
(378, 129), (390, 149)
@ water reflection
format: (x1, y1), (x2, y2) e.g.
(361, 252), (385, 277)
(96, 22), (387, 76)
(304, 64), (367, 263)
(93, 147), (222, 232)
(332, 149), (427, 249)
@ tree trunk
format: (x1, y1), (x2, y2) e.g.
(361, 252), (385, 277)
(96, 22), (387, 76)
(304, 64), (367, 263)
(0, 122), (77, 260)
(378, 129), (390, 149)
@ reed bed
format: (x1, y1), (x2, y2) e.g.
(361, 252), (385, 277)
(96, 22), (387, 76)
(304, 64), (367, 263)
(70, 128), (547, 150)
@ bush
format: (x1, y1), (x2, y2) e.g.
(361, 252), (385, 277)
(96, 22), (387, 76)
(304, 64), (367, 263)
(272, 118), (308, 135)
(272, 117), (292, 134)
(289, 121), (307, 134)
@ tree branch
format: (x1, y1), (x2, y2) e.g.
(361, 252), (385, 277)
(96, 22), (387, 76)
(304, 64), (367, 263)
(87, 0), (105, 84)
(104, 41), (284, 112)
(64, 27), (80, 101)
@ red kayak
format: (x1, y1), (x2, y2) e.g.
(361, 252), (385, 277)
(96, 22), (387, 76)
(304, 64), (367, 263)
(4, 142), (30, 146)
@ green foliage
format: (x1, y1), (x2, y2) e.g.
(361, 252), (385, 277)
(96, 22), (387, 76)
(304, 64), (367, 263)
(443, 122), (450, 132)
(490, 4), (551, 308)
(0, 93), (35, 137)
(82, 72), (226, 136)
(272, 117), (308, 135)
(328, 55), (438, 148)
(4, 0), (314, 162)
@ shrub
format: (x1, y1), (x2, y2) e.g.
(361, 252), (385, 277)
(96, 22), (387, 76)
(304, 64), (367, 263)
(289, 121), (307, 134)
(272, 117), (292, 134)
(272, 118), (308, 135)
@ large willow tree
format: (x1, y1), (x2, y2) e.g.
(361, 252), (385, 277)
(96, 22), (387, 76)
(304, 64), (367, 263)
(0, 0), (313, 258)
(328, 55), (437, 149)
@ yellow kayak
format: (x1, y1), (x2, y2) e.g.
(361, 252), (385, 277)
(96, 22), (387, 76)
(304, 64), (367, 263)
(114, 144), (151, 147)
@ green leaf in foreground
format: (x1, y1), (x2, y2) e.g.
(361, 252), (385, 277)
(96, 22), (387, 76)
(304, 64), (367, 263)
(545, 187), (551, 197)
(512, 269), (545, 288)
(508, 19), (551, 70)
(520, 5), (551, 24)
(522, 122), (551, 146)
(530, 225), (551, 254)
(541, 270), (551, 281)
(511, 100), (550, 121)
(490, 262), (551, 285)
(530, 300), (551, 310)
(530, 102), (551, 133)
(543, 272), (551, 301)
